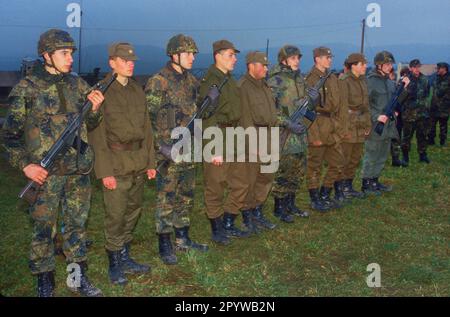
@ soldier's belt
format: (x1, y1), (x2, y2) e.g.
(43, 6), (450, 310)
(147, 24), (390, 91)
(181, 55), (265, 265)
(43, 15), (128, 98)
(108, 140), (142, 151)
(348, 109), (362, 115)
(316, 111), (331, 118)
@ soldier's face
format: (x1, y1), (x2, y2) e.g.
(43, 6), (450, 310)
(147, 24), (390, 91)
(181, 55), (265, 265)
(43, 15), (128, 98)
(110, 57), (135, 78)
(380, 63), (393, 75)
(316, 55), (333, 69)
(175, 52), (195, 70)
(249, 63), (268, 80)
(410, 66), (420, 77)
(353, 62), (367, 76)
(437, 67), (447, 76)
(45, 49), (74, 73)
(285, 55), (300, 71)
(216, 49), (238, 72)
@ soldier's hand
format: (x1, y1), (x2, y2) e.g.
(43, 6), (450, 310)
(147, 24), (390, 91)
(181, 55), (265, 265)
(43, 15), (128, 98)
(159, 143), (174, 161)
(211, 155), (223, 166)
(102, 176), (117, 190)
(88, 90), (105, 113)
(377, 115), (388, 124)
(147, 169), (157, 179)
(312, 140), (323, 146)
(401, 77), (410, 88)
(285, 119), (306, 135)
(306, 87), (320, 106)
(23, 164), (48, 185)
(364, 129), (371, 136)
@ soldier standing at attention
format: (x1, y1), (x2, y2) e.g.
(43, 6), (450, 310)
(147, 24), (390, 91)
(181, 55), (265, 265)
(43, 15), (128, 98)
(88, 43), (156, 286)
(429, 62), (450, 146)
(361, 51), (410, 194)
(145, 34), (208, 265)
(2, 29), (105, 297)
(339, 53), (371, 199)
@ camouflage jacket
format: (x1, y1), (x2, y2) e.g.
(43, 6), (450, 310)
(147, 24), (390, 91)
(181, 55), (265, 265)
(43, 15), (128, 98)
(402, 73), (430, 121)
(2, 62), (102, 174)
(339, 72), (371, 143)
(145, 62), (199, 161)
(431, 72), (450, 117)
(267, 64), (309, 154)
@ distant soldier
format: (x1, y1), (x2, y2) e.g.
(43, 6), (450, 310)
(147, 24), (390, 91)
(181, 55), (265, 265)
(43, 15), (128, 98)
(401, 59), (431, 164)
(88, 43), (156, 286)
(305, 47), (347, 211)
(267, 45), (316, 221)
(339, 53), (371, 199)
(429, 62), (450, 146)
(361, 51), (410, 194)
(238, 51), (278, 233)
(2, 29), (105, 297)
(145, 34), (208, 265)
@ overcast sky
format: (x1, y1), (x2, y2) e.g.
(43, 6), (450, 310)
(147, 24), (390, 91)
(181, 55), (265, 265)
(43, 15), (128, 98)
(1, 0), (449, 73)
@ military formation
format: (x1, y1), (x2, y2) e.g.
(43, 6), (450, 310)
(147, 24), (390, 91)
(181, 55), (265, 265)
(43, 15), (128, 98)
(2, 29), (448, 297)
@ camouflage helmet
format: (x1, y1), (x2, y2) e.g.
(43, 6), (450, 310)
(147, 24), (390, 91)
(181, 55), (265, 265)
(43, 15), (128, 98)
(374, 50), (395, 65)
(166, 34), (198, 56)
(278, 45), (302, 63)
(436, 62), (449, 71)
(37, 29), (77, 56)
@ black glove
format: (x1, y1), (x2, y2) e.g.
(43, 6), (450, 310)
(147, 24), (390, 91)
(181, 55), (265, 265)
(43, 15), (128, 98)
(159, 143), (174, 161)
(285, 120), (306, 135)
(207, 85), (220, 102)
(306, 86), (320, 106)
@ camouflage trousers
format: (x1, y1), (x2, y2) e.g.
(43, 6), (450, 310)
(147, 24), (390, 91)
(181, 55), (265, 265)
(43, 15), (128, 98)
(402, 118), (429, 154)
(307, 144), (345, 189)
(244, 162), (275, 209)
(103, 173), (145, 251)
(29, 174), (91, 274)
(361, 138), (391, 179)
(272, 152), (306, 198)
(428, 115), (448, 144)
(155, 162), (195, 234)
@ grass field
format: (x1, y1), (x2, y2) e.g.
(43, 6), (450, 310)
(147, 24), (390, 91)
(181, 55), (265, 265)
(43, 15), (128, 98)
(0, 126), (448, 297)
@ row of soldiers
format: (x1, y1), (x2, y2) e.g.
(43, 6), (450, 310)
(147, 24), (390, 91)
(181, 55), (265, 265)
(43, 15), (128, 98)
(2, 29), (449, 297)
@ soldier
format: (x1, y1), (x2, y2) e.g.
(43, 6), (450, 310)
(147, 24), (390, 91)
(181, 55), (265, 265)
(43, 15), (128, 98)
(267, 45), (316, 221)
(429, 62), (450, 146)
(339, 53), (371, 199)
(2, 29), (105, 297)
(88, 43), (156, 286)
(199, 39), (250, 245)
(401, 59), (431, 164)
(238, 51), (278, 233)
(361, 51), (410, 194)
(305, 47), (346, 211)
(145, 34), (208, 265)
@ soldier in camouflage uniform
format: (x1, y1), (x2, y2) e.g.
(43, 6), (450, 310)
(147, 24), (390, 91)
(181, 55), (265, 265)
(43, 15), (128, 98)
(361, 51), (410, 194)
(145, 34), (208, 265)
(401, 59), (431, 164)
(267, 45), (315, 221)
(2, 29), (105, 297)
(429, 62), (450, 146)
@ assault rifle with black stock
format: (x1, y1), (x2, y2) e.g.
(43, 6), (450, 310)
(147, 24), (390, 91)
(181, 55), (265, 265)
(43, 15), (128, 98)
(156, 77), (228, 173)
(279, 71), (332, 150)
(373, 79), (406, 136)
(18, 73), (118, 204)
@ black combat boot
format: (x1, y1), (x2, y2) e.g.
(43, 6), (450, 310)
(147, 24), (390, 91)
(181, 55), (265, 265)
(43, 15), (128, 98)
(342, 179), (365, 199)
(285, 193), (309, 217)
(209, 217), (230, 245)
(273, 197), (294, 223)
(361, 178), (381, 196)
(419, 152), (430, 164)
(252, 205), (276, 230)
(308, 189), (330, 212)
(428, 137), (435, 145)
(392, 155), (407, 167)
(402, 149), (409, 167)
(67, 262), (103, 297)
(320, 186), (342, 209)
(440, 138), (446, 146)
(222, 212), (250, 238)
(373, 177), (392, 192)
(174, 226), (209, 252)
(158, 233), (177, 265)
(37, 271), (55, 297)
(119, 242), (150, 274)
(241, 209), (261, 235)
(107, 249), (128, 286)
(334, 181), (349, 204)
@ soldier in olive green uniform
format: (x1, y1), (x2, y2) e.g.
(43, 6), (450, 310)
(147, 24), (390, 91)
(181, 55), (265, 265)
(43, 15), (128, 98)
(88, 43), (156, 286)
(238, 51), (278, 234)
(361, 51), (410, 194)
(305, 47), (347, 211)
(339, 53), (371, 199)
(199, 40), (250, 245)
(267, 45), (316, 221)
(401, 59), (431, 164)
(2, 29), (104, 297)
(145, 34), (208, 265)
(429, 62), (450, 146)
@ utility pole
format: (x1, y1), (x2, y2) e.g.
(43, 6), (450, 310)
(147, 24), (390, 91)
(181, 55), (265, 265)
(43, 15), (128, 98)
(360, 18), (366, 54)
(266, 39), (269, 60)
(78, 0), (83, 74)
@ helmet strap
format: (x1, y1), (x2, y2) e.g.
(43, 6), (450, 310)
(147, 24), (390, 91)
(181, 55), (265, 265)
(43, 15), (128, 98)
(171, 53), (187, 74)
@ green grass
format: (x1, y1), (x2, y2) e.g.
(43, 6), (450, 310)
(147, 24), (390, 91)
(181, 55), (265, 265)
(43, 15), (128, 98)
(0, 133), (449, 297)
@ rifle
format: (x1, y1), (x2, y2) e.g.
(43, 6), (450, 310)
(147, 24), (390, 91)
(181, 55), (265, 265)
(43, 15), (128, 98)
(374, 79), (405, 136)
(18, 73), (118, 204)
(279, 71), (332, 150)
(155, 76), (228, 173)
